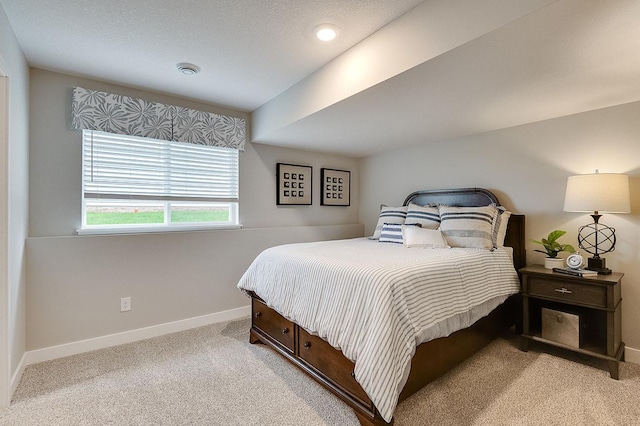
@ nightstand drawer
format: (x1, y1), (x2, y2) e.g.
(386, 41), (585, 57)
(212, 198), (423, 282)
(528, 276), (606, 308)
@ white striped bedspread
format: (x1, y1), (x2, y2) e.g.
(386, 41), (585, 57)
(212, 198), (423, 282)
(237, 238), (520, 422)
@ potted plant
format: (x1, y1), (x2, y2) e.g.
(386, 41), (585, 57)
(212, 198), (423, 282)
(531, 230), (576, 269)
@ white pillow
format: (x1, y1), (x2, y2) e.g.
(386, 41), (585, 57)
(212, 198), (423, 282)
(371, 206), (407, 239)
(402, 226), (450, 248)
(438, 204), (497, 249)
(495, 209), (511, 247)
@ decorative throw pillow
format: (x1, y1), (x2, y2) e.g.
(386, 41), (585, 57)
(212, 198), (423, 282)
(402, 226), (450, 248)
(438, 205), (498, 249)
(495, 208), (512, 247)
(405, 203), (440, 229)
(379, 223), (421, 244)
(371, 206), (407, 239)
(378, 223), (404, 244)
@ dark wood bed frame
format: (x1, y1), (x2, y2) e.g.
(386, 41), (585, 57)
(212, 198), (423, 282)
(248, 188), (525, 425)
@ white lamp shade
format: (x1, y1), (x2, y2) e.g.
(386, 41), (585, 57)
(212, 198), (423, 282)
(564, 173), (631, 213)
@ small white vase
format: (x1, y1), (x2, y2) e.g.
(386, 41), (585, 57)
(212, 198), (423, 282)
(544, 257), (565, 269)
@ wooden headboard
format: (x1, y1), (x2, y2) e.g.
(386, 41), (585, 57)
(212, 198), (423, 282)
(403, 187), (526, 271)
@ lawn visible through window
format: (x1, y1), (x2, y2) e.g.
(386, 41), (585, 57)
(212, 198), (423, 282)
(86, 205), (164, 225)
(170, 206), (230, 223)
(85, 202), (232, 226)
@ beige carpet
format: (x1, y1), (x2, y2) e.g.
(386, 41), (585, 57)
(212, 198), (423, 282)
(2, 318), (639, 425)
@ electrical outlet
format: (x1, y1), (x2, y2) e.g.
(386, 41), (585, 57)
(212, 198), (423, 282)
(120, 297), (131, 312)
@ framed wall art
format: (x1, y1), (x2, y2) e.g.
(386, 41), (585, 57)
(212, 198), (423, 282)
(321, 168), (350, 206)
(276, 163), (312, 205)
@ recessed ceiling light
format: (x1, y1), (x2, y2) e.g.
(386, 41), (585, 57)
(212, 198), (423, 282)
(176, 62), (200, 76)
(314, 24), (338, 42)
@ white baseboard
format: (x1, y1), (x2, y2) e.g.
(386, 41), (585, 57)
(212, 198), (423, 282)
(18, 306), (637, 384)
(24, 305), (251, 367)
(10, 352), (26, 400)
(625, 345), (640, 365)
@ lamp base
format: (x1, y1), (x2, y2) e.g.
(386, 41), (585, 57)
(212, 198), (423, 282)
(585, 257), (612, 275)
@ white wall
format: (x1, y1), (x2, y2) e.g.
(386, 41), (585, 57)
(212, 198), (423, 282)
(26, 69), (362, 351)
(26, 224), (362, 351)
(359, 101), (640, 361)
(0, 2), (29, 405)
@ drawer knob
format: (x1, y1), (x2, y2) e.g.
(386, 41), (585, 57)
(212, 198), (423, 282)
(255, 311), (262, 318)
(556, 315), (564, 323)
(555, 288), (572, 294)
(282, 327), (289, 334)
(304, 341), (311, 349)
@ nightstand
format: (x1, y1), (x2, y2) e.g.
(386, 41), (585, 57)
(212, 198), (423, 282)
(519, 264), (624, 379)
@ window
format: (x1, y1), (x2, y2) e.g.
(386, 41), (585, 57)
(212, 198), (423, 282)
(80, 130), (239, 232)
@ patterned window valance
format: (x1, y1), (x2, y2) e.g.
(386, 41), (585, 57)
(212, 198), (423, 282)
(71, 86), (246, 150)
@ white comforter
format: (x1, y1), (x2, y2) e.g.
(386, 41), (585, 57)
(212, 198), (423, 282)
(237, 238), (520, 422)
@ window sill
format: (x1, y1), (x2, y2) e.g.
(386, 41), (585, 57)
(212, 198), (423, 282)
(76, 224), (243, 236)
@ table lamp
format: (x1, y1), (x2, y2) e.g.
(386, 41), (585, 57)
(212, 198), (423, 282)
(563, 170), (630, 274)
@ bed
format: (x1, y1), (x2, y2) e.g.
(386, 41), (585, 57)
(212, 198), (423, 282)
(238, 188), (525, 425)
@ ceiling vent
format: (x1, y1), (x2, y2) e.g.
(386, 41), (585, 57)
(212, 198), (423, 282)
(176, 62), (201, 76)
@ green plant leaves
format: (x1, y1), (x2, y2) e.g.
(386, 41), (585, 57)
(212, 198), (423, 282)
(530, 230), (575, 258)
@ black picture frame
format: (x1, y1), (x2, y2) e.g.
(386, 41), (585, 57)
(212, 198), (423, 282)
(277, 163), (312, 205)
(321, 168), (350, 206)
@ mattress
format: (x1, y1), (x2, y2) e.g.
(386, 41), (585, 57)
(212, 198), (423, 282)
(237, 237), (520, 422)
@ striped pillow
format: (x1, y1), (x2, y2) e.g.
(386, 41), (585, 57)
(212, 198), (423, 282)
(378, 223), (404, 244)
(379, 223), (421, 244)
(405, 203), (440, 229)
(371, 206), (407, 239)
(438, 205), (498, 249)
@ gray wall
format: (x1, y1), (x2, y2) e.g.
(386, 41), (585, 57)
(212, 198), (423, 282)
(0, 3), (29, 405)
(359, 101), (640, 358)
(26, 69), (362, 350)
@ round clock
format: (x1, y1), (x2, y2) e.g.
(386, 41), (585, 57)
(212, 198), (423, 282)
(566, 252), (585, 270)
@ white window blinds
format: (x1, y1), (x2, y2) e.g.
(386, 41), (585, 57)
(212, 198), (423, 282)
(83, 130), (239, 202)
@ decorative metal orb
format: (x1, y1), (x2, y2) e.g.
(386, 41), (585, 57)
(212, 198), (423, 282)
(577, 223), (616, 256)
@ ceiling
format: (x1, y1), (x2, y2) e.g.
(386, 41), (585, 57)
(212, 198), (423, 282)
(0, 0), (423, 111)
(2, 0), (640, 158)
